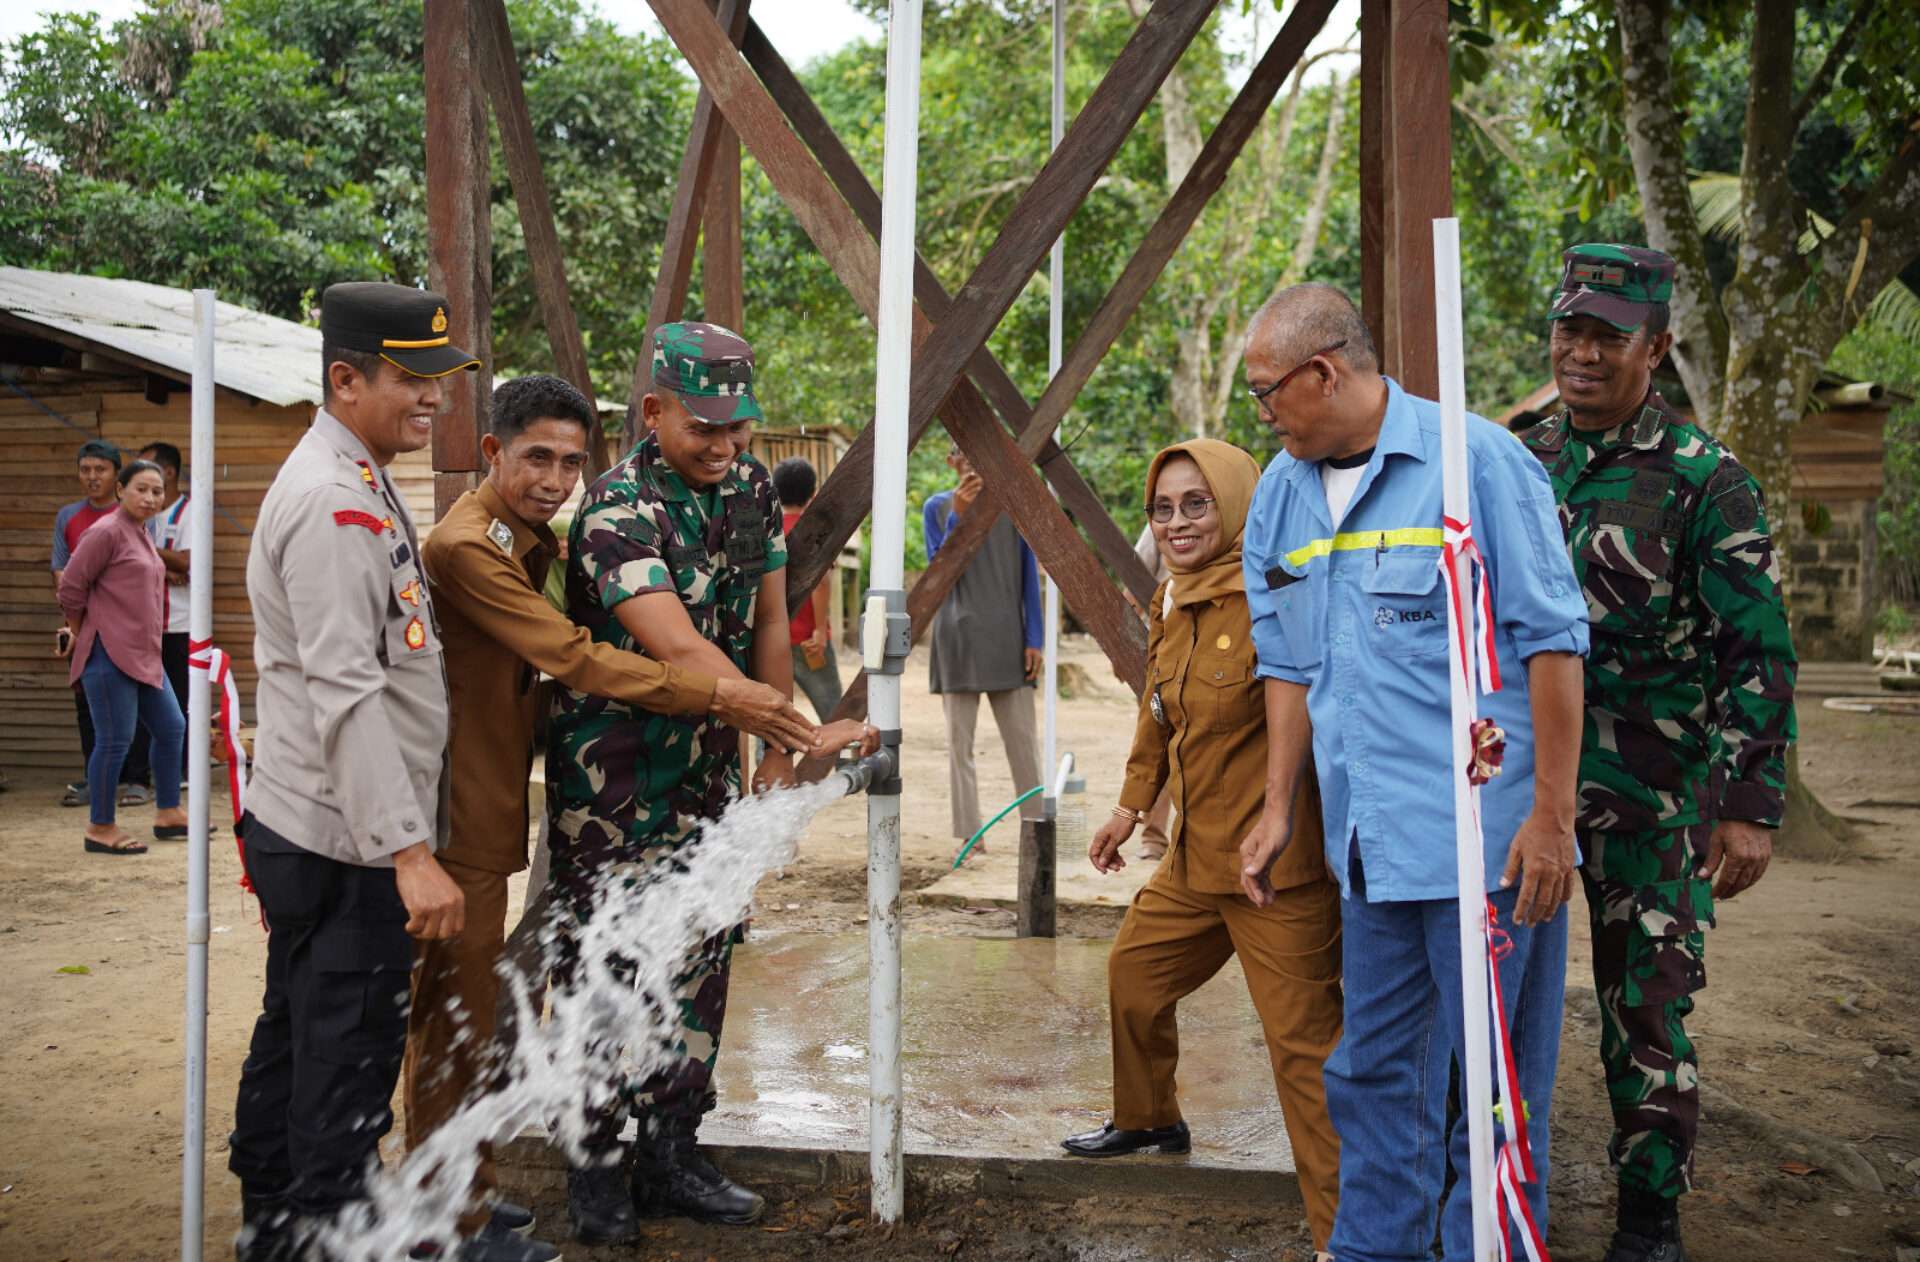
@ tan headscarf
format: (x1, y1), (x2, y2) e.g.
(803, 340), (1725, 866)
(1142, 438), (1263, 608)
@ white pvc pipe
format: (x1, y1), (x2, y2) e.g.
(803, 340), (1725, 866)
(1039, 0), (1065, 809)
(1050, 751), (1075, 801)
(1434, 219), (1497, 1261)
(181, 289), (215, 1262)
(867, 0), (922, 1226)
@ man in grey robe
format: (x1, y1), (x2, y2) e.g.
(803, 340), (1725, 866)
(922, 447), (1043, 857)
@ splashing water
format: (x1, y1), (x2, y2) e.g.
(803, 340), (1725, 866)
(320, 776), (851, 1260)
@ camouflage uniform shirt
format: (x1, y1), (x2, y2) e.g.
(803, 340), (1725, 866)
(1521, 390), (1797, 832)
(546, 433), (786, 855)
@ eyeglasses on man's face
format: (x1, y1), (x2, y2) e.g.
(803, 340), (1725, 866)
(1247, 338), (1349, 409)
(1145, 494), (1217, 523)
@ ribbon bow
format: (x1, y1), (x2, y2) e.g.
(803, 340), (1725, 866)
(189, 638), (252, 893)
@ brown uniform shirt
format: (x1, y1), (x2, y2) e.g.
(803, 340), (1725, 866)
(1118, 581), (1325, 896)
(424, 480), (720, 873)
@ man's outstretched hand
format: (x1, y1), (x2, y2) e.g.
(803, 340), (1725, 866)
(711, 677), (816, 754)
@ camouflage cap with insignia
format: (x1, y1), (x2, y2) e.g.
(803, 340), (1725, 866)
(651, 321), (762, 426)
(1547, 243), (1677, 332)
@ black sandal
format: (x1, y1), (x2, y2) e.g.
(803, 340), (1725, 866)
(152, 825), (193, 841)
(84, 836), (148, 855)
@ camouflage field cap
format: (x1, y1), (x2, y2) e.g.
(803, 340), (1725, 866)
(1547, 243), (1677, 332)
(651, 321), (762, 425)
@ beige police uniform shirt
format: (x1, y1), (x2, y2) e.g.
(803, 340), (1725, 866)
(245, 409), (448, 866)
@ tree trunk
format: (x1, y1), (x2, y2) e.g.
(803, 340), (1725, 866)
(1287, 71), (1347, 284)
(1615, 0), (1729, 425)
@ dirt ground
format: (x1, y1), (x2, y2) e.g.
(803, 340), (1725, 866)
(4, 638), (1920, 1260)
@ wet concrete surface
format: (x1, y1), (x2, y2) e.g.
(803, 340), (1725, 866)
(702, 931), (1296, 1174)
(914, 837), (1157, 912)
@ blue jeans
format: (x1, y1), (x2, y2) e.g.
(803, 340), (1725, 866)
(1324, 861), (1568, 1261)
(80, 641), (183, 826)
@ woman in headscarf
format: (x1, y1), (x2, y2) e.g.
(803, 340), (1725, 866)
(1061, 439), (1343, 1258)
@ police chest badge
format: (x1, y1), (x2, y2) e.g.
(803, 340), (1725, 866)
(487, 518), (515, 553)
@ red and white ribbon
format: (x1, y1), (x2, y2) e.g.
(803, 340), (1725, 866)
(1440, 514), (1502, 694)
(1485, 900), (1550, 1262)
(189, 638), (252, 891)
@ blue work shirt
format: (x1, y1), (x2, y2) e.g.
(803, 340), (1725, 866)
(1243, 378), (1588, 903)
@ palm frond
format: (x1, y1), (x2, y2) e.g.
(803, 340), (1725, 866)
(1690, 172), (1920, 343)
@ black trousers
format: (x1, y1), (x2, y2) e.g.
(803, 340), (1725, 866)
(74, 681), (150, 786)
(228, 821), (414, 1219)
(162, 630), (189, 714)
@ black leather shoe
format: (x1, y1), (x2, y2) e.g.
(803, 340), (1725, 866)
(633, 1139), (766, 1225)
(488, 1201), (535, 1239)
(1060, 1120), (1191, 1157)
(408, 1219), (562, 1262)
(1603, 1230), (1689, 1262)
(235, 1191), (300, 1262)
(566, 1162), (639, 1245)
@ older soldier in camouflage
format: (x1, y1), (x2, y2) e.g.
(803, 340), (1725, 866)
(1520, 245), (1797, 1262)
(546, 321), (797, 1243)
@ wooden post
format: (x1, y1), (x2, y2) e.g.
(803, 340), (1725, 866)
(703, 122), (744, 329)
(1017, 817), (1057, 938)
(425, 0), (493, 519)
(475, 0), (608, 473)
(1359, 0), (1389, 361)
(1386, 0), (1451, 399)
(630, 0), (749, 446)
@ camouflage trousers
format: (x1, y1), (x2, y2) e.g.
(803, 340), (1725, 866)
(1579, 821), (1716, 1200)
(546, 822), (737, 1151)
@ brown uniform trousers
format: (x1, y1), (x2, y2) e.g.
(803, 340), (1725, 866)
(404, 480), (717, 1231)
(1114, 573), (1343, 1249)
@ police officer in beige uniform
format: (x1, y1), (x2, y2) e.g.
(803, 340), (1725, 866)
(228, 283), (476, 1262)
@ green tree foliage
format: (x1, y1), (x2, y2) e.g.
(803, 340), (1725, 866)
(0, 0), (690, 397)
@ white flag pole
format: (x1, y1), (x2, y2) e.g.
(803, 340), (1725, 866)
(1434, 218), (1498, 1260)
(181, 289), (216, 1262)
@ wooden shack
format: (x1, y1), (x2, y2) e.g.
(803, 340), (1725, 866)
(0, 268), (438, 774)
(1499, 367), (1909, 659)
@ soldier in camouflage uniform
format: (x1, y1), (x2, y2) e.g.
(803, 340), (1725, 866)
(546, 321), (794, 1242)
(1520, 245), (1797, 1262)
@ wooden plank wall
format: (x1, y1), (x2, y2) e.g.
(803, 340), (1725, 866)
(749, 427), (856, 645)
(0, 389), (308, 771)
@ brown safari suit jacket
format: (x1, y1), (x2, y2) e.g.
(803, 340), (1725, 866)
(1117, 580), (1325, 894)
(423, 479), (719, 873)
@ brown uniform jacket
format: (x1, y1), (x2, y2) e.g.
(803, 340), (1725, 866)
(424, 480), (719, 873)
(1118, 580), (1325, 896)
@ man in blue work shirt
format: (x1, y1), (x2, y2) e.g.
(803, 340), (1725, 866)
(1237, 284), (1588, 1261)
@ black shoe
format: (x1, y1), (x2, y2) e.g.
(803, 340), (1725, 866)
(235, 1191), (300, 1262)
(408, 1219), (562, 1262)
(1603, 1229), (1690, 1262)
(1060, 1120), (1191, 1157)
(633, 1138), (766, 1225)
(566, 1162), (639, 1245)
(488, 1201), (535, 1239)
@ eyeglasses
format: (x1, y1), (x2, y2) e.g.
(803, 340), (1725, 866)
(1247, 339), (1348, 407)
(1145, 494), (1216, 523)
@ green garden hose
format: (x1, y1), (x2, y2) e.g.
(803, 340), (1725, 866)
(951, 784), (1045, 868)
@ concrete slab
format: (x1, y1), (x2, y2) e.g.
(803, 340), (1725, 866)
(703, 932), (1294, 1172)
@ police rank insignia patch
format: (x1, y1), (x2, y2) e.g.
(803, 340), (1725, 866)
(488, 519), (515, 553)
(354, 460), (377, 489)
(398, 579), (422, 607)
(404, 617), (427, 650)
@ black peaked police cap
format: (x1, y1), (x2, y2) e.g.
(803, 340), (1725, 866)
(321, 282), (480, 378)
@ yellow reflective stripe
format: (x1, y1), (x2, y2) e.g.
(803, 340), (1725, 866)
(1284, 526), (1443, 568)
(381, 335), (450, 348)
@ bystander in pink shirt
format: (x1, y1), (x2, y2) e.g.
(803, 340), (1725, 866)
(57, 508), (167, 688)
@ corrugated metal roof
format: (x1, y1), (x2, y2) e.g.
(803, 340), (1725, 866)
(0, 267), (323, 407)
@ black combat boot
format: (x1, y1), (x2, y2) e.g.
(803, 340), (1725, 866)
(566, 1160), (640, 1245)
(235, 1189), (300, 1262)
(1603, 1188), (1689, 1262)
(630, 1128), (766, 1226)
